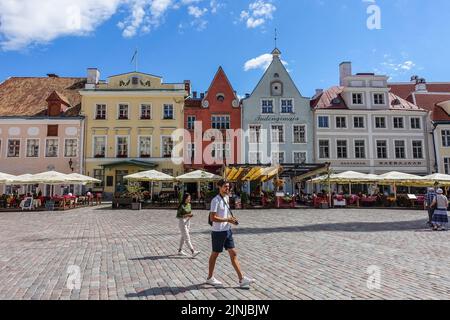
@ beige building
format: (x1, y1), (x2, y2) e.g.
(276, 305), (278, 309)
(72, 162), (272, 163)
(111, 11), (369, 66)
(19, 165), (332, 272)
(80, 69), (189, 198)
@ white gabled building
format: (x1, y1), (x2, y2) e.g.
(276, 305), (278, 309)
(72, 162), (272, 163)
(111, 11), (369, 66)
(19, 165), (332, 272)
(311, 62), (432, 175)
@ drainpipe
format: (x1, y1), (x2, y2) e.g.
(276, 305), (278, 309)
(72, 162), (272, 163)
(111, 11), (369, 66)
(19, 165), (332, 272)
(431, 123), (438, 173)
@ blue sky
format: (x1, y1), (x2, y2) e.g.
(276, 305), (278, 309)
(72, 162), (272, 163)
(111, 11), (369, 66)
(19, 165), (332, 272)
(0, 0), (450, 97)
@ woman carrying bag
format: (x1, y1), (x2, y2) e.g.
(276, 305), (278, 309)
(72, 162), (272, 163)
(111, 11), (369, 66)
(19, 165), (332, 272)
(177, 193), (201, 257)
(431, 188), (449, 231)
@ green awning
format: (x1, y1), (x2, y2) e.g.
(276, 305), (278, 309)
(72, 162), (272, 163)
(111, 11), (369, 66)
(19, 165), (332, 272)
(100, 160), (157, 169)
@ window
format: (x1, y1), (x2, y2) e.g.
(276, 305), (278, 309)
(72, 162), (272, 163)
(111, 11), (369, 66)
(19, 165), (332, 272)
(132, 77), (139, 85)
(373, 93), (385, 105)
(249, 125), (261, 143)
(141, 104), (151, 120)
(26, 139), (39, 158)
(293, 152), (307, 164)
(139, 137), (152, 158)
(118, 104), (129, 120)
(212, 143), (231, 160)
(163, 104), (174, 120)
(412, 141), (423, 159)
(162, 136), (173, 158)
(93, 136), (106, 158)
(116, 137), (128, 158)
(249, 152), (261, 164)
(272, 152), (285, 164)
(375, 117), (386, 129)
(395, 140), (406, 159)
(64, 139), (78, 157)
(281, 99), (293, 113)
(211, 115), (230, 130)
(161, 169), (174, 189)
(445, 158), (450, 175)
(410, 117), (421, 129)
(93, 169), (104, 187)
(354, 140), (366, 159)
(187, 116), (196, 130)
(319, 140), (330, 159)
(353, 117), (365, 128)
(45, 139), (58, 157)
(352, 93), (363, 105)
(442, 130), (450, 147)
(271, 125), (284, 143)
(47, 125), (58, 137)
(96, 104), (106, 120)
(261, 100), (274, 114)
(187, 143), (195, 162)
(377, 141), (388, 159)
(336, 117), (347, 129)
(337, 140), (348, 159)
(7, 140), (20, 158)
(293, 125), (306, 143)
(217, 94), (225, 102)
(393, 117), (404, 129)
(318, 116), (329, 128)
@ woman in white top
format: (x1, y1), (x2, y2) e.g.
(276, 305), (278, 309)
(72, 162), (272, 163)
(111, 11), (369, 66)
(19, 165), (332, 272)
(431, 188), (449, 231)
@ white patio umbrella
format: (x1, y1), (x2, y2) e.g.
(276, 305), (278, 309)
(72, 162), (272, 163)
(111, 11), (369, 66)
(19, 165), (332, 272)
(124, 170), (175, 201)
(7, 174), (35, 195)
(176, 170), (222, 200)
(66, 173), (101, 185)
(376, 171), (425, 199)
(22, 171), (72, 196)
(422, 173), (450, 187)
(0, 172), (16, 184)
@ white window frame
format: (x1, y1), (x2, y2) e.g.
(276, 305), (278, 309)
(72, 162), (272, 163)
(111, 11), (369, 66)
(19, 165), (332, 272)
(187, 115), (196, 130)
(411, 139), (424, 159)
(138, 136), (152, 158)
(442, 130), (450, 148)
(317, 115), (330, 129)
(161, 135), (174, 158)
(336, 139), (349, 159)
(186, 143), (195, 162)
(140, 104), (152, 120)
(116, 135), (130, 158)
(351, 92), (364, 105)
(64, 138), (78, 158)
(444, 158), (450, 175)
(292, 124), (307, 144)
(374, 116), (387, 129)
(92, 135), (107, 158)
(271, 151), (285, 164)
(352, 116), (365, 129)
(353, 139), (367, 159)
(392, 116), (406, 130)
(410, 117), (422, 130)
(26, 138), (40, 158)
(117, 103), (130, 120)
(248, 124), (262, 144)
(163, 104), (175, 120)
(271, 124), (286, 144)
(7, 138), (21, 158)
(376, 139), (389, 159)
(211, 115), (231, 130)
(95, 103), (107, 120)
(318, 139), (331, 159)
(372, 93), (386, 105)
(335, 115), (348, 129)
(261, 98), (275, 114)
(393, 139), (407, 159)
(280, 98), (295, 114)
(292, 151), (308, 164)
(45, 138), (59, 158)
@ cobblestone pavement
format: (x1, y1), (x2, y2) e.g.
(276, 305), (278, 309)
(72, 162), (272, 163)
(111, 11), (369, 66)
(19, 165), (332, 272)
(0, 206), (449, 300)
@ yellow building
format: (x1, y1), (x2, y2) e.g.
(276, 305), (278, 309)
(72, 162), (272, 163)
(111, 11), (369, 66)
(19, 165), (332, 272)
(80, 69), (189, 197)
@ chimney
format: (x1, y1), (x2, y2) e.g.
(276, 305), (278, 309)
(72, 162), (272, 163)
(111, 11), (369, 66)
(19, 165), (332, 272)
(184, 80), (191, 95)
(200, 93), (205, 99)
(47, 73), (59, 78)
(415, 78), (427, 92)
(193, 91), (197, 99)
(245, 93), (250, 98)
(86, 68), (100, 89)
(339, 62), (352, 86)
(315, 89), (323, 96)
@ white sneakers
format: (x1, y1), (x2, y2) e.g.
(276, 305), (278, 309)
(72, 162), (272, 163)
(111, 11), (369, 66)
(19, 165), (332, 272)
(178, 250), (201, 257)
(239, 276), (256, 288)
(191, 250), (201, 258)
(206, 277), (223, 286)
(206, 276), (256, 288)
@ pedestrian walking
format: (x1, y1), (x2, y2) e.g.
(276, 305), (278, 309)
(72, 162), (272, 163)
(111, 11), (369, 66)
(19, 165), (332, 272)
(431, 188), (449, 231)
(176, 193), (201, 257)
(206, 180), (255, 289)
(425, 187), (437, 227)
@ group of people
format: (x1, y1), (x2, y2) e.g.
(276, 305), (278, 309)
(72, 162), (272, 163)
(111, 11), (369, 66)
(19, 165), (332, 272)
(425, 187), (449, 231)
(175, 179), (256, 289)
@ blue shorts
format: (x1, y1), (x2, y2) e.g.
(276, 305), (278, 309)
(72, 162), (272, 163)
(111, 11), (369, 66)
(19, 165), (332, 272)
(211, 230), (235, 253)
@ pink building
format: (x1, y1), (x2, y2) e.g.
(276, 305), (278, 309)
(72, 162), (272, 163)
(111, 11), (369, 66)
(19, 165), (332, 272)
(0, 75), (86, 195)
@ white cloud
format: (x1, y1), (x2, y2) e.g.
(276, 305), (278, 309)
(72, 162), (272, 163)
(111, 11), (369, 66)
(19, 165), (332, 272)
(240, 0), (276, 29)
(244, 53), (287, 71)
(188, 5), (208, 18)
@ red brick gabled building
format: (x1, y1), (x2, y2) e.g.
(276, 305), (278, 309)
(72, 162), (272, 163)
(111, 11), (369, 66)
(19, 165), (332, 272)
(184, 67), (241, 175)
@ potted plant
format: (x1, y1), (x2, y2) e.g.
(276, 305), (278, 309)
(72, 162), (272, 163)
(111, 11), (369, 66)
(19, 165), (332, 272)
(125, 185), (144, 210)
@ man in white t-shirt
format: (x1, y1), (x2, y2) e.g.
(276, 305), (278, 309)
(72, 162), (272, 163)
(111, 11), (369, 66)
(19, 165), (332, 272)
(206, 180), (255, 289)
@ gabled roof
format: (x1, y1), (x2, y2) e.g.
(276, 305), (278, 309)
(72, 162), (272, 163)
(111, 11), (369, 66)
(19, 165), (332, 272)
(109, 71), (162, 79)
(203, 66), (238, 101)
(389, 82), (450, 99)
(46, 90), (71, 106)
(311, 86), (426, 111)
(0, 77), (86, 116)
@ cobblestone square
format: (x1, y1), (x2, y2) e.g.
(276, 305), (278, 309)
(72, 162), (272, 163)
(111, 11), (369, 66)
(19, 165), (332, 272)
(0, 206), (449, 300)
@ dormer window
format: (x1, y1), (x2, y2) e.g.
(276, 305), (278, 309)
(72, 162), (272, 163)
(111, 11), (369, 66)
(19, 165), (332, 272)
(373, 93), (385, 105)
(352, 93), (363, 105)
(274, 73), (280, 78)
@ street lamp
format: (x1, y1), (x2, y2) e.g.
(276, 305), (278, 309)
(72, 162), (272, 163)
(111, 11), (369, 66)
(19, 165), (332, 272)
(68, 158), (74, 172)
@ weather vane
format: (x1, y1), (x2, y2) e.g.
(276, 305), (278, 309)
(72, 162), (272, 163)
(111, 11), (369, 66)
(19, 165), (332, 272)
(274, 28), (278, 48)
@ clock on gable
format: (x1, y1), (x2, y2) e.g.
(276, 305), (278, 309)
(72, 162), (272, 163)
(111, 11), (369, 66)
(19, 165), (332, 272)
(271, 81), (283, 96)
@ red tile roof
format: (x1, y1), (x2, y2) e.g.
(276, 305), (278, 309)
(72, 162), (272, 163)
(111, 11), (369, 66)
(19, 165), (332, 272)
(311, 86), (425, 111)
(389, 83), (450, 99)
(0, 77), (86, 117)
(413, 94), (450, 121)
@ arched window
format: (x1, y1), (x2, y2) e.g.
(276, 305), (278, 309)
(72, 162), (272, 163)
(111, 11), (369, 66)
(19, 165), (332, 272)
(216, 93), (225, 102)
